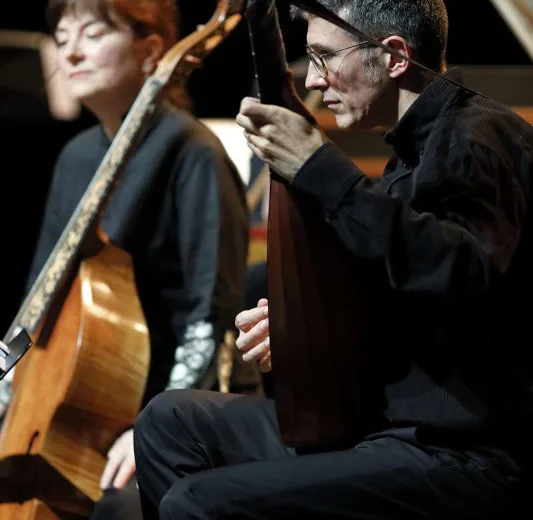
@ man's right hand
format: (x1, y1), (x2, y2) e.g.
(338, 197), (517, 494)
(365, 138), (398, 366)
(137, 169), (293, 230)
(235, 299), (271, 372)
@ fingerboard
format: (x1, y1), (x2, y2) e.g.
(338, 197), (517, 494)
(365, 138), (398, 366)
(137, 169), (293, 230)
(245, 0), (289, 108)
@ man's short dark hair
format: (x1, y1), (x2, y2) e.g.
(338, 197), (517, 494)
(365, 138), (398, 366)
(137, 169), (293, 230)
(292, 0), (448, 71)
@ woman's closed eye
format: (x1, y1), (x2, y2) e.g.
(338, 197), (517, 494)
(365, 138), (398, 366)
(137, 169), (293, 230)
(85, 28), (108, 39)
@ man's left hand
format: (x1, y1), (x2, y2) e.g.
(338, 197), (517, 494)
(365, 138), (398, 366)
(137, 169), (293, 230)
(236, 97), (327, 182)
(100, 428), (136, 490)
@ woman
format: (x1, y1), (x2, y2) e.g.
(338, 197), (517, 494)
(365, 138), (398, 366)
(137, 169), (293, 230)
(0, 0), (250, 518)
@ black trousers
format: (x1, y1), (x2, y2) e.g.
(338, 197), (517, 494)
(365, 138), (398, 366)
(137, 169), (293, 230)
(90, 480), (143, 520)
(133, 389), (528, 519)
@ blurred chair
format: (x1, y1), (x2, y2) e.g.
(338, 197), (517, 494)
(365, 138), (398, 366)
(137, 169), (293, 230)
(201, 117), (252, 186)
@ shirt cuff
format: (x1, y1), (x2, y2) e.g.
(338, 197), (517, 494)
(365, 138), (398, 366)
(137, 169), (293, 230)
(291, 142), (365, 209)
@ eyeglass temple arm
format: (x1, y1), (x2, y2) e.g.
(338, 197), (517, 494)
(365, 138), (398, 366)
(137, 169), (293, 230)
(289, 0), (486, 99)
(320, 41), (369, 57)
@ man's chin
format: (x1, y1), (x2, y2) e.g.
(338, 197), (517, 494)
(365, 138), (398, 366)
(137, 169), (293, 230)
(335, 114), (363, 131)
(337, 115), (381, 132)
(334, 114), (352, 130)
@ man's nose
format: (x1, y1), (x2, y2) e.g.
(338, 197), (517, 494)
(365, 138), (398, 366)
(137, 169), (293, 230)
(305, 61), (328, 92)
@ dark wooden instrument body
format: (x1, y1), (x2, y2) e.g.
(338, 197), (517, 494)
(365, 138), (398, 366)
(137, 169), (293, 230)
(245, 0), (372, 451)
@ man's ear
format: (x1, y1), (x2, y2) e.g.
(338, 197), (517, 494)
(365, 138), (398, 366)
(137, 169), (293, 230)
(141, 33), (165, 75)
(382, 35), (411, 79)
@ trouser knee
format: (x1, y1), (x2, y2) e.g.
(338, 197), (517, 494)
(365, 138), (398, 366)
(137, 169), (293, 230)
(134, 389), (198, 460)
(159, 477), (210, 520)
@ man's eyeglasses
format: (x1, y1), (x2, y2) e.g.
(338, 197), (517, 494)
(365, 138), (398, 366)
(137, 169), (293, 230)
(306, 41), (371, 78)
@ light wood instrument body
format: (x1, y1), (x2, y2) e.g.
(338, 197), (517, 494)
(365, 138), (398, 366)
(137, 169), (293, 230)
(0, 244), (149, 519)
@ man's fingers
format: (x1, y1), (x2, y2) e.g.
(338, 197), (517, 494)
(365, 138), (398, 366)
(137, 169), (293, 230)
(236, 319), (269, 353)
(240, 96), (260, 107)
(241, 100), (311, 131)
(246, 133), (274, 162)
(240, 99), (284, 122)
(259, 351), (272, 373)
(235, 305), (268, 332)
(237, 115), (279, 146)
(242, 336), (270, 363)
(246, 140), (268, 165)
(235, 113), (265, 135)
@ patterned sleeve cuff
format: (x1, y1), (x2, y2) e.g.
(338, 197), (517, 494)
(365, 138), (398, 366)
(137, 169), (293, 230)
(165, 320), (217, 390)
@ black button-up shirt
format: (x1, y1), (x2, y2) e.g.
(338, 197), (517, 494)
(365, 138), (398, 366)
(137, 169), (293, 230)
(292, 68), (533, 460)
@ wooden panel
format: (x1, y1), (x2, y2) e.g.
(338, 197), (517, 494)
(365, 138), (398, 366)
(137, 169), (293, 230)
(352, 157), (388, 178)
(515, 106), (533, 123)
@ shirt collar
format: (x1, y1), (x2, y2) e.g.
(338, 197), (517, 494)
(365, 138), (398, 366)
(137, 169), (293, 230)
(383, 67), (470, 166)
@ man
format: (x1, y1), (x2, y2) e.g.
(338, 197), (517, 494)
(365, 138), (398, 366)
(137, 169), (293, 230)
(133, 0), (533, 518)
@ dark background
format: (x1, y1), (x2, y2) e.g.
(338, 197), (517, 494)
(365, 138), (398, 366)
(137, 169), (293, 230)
(0, 0), (531, 336)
